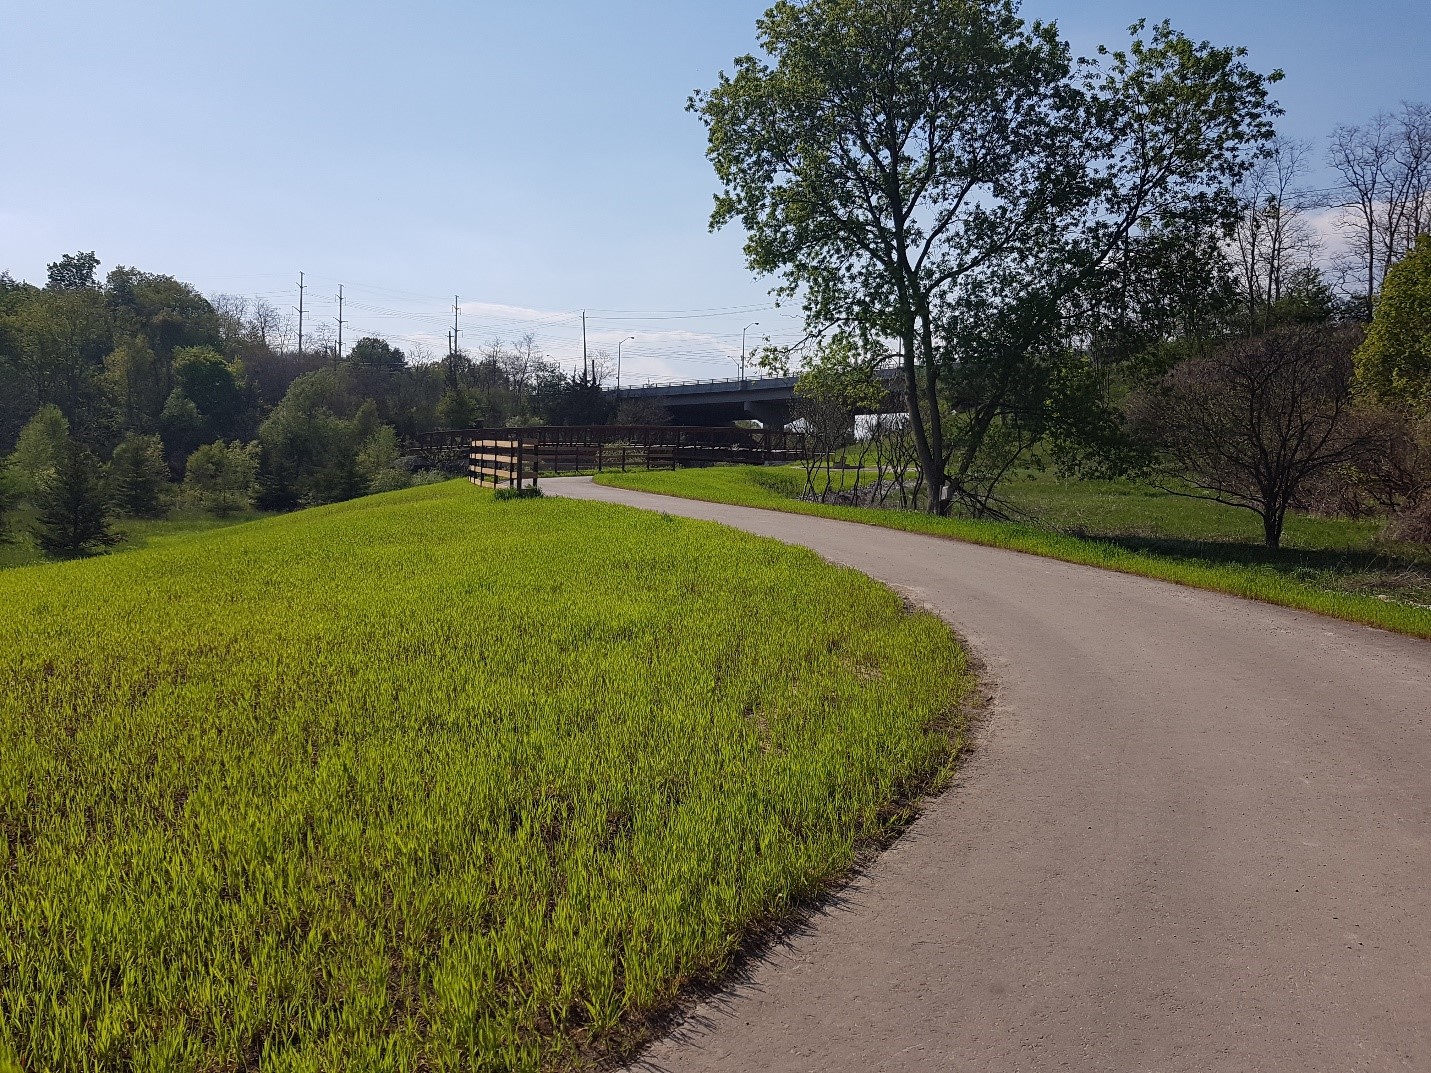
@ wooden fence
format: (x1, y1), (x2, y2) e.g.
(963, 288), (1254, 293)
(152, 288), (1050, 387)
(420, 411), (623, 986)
(464, 425), (806, 489)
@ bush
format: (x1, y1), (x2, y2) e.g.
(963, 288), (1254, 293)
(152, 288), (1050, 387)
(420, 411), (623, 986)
(184, 441), (259, 515)
(1388, 501), (1431, 544)
(357, 425), (407, 493)
(493, 486), (544, 501)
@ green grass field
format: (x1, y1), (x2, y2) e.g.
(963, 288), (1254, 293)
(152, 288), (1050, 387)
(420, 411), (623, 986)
(0, 506), (271, 570)
(0, 480), (969, 1071)
(594, 466), (1431, 639)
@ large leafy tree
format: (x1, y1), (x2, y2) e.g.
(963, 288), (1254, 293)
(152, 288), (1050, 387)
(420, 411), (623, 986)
(9, 288), (114, 436)
(46, 252), (100, 292)
(694, 0), (1282, 512)
(1356, 233), (1431, 409)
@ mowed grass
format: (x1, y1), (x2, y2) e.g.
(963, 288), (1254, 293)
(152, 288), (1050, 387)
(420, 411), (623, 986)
(0, 480), (969, 1071)
(594, 466), (1431, 639)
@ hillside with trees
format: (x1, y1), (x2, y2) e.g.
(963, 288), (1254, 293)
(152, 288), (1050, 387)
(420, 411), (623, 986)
(0, 256), (613, 557)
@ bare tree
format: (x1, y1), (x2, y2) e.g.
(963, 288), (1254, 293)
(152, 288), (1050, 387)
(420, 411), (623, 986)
(1132, 325), (1368, 548)
(245, 299), (290, 354)
(793, 391), (855, 501)
(209, 293), (250, 349)
(500, 332), (541, 414)
(1327, 102), (1431, 319)
(1230, 138), (1324, 329)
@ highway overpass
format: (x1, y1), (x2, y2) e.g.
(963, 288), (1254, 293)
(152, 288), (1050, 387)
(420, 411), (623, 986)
(612, 368), (904, 427)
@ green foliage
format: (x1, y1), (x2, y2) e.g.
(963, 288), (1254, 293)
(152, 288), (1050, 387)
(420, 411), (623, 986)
(532, 365), (610, 426)
(356, 424), (406, 493)
(347, 336), (406, 370)
(105, 268), (223, 360)
(102, 337), (164, 435)
(1133, 325), (1364, 548)
(0, 483), (968, 1068)
(108, 434), (170, 517)
(31, 439), (116, 557)
(183, 441), (259, 516)
(1356, 234), (1431, 408)
(694, 0), (1282, 511)
(436, 385), (482, 430)
(173, 346), (247, 440)
(0, 251), (640, 506)
(795, 334), (887, 414)
(8, 288), (114, 436)
(8, 404), (70, 500)
(0, 456), (15, 545)
(158, 387), (205, 468)
(257, 371), (366, 508)
(492, 485), (544, 501)
(45, 252), (100, 291)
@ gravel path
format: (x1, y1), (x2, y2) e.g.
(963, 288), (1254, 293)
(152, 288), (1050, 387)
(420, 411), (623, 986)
(550, 477), (1431, 1073)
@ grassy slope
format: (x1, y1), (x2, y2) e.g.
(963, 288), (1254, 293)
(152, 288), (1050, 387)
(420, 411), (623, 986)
(594, 466), (1431, 640)
(0, 481), (968, 1071)
(0, 506), (270, 570)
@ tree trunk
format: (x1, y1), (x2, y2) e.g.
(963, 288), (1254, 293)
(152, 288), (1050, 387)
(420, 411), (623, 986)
(917, 307), (948, 514)
(1262, 507), (1284, 550)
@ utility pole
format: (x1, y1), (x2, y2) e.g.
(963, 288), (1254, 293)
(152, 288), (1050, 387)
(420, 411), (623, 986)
(335, 284), (345, 368)
(294, 272), (306, 358)
(452, 296), (460, 359)
(581, 310), (589, 380)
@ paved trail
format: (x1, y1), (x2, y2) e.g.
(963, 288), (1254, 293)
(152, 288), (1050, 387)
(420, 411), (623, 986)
(551, 478), (1431, 1073)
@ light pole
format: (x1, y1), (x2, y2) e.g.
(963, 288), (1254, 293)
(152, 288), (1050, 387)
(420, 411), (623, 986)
(616, 336), (635, 395)
(740, 321), (760, 382)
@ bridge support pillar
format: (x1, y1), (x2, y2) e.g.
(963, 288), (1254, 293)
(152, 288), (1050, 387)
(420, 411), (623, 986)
(745, 400), (792, 429)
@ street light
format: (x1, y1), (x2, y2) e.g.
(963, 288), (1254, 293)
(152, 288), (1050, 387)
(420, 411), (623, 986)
(616, 336), (635, 394)
(740, 321), (760, 382)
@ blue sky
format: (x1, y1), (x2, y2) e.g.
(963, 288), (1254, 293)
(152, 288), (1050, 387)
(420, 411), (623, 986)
(2, 1), (1427, 381)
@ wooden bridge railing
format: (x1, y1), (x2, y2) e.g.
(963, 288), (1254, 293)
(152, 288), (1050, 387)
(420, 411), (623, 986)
(463, 425), (806, 489)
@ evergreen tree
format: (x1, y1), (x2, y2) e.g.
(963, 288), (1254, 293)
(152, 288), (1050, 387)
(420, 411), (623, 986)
(33, 440), (117, 556)
(108, 433), (169, 516)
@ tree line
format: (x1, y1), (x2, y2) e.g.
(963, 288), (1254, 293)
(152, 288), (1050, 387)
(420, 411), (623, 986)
(0, 255), (640, 556)
(701, 0), (1431, 548)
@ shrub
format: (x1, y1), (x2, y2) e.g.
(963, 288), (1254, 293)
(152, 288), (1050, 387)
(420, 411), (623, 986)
(184, 441), (259, 515)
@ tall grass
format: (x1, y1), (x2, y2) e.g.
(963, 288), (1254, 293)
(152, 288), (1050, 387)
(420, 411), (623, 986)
(0, 480), (968, 1071)
(594, 466), (1431, 640)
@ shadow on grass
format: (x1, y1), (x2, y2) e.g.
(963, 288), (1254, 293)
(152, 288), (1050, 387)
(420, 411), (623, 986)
(1076, 528), (1429, 581)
